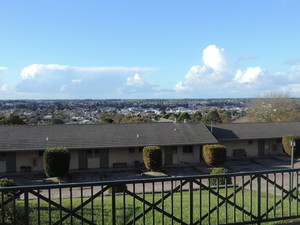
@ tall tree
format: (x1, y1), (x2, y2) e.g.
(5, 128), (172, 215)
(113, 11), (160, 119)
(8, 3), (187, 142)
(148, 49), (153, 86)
(246, 93), (300, 122)
(177, 112), (191, 122)
(191, 111), (202, 122)
(201, 109), (222, 124)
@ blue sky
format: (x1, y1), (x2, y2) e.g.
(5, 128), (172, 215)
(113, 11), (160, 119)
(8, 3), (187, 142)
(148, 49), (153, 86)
(1, 0), (300, 99)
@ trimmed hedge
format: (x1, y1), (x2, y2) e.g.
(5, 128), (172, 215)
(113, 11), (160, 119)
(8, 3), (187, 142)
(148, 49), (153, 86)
(143, 146), (162, 171)
(209, 167), (232, 186)
(282, 135), (300, 157)
(43, 147), (70, 177)
(203, 144), (227, 167)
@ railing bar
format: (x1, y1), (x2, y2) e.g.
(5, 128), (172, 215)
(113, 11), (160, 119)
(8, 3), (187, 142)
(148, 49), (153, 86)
(189, 179), (193, 225)
(180, 179), (183, 222)
(297, 171), (299, 216)
(281, 172), (284, 217)
(171, 180), (174, 225)
(123, 184), (126, 225)
(208, 177), (211, 225)
(13, 189), (16, 224)
(234, 175), (236, 224)
(143, 182), (146, 225)
(49, 188), (51, 225)
(257, 174), (261, 224)
(225, 177), (228, 224)
(112, 184), (116, 225)
(1, 192), (4, 224)
(200, 179), (202, 225)
(162, 181), (164, 225)
(91, 185), (94, 223)
(242, 175), (245, 222)
(81, 186), (84, 225)
(70, 186), (73, 225)
(24, 190), (29, 225)
(274, 172), (276, 218)
(266, 173), (269, 219)
(102, 185), (104, 225)
(60, 186), (62, 224)
(250, 175), (253, 221)
(152, 182), (155, 225)
(133, 183), (136, 225)
(217, 177), (219, 225)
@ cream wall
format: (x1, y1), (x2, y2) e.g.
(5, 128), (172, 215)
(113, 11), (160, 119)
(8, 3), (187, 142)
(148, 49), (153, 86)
(0, 161), (6, 173)
(166, 145), (201, 164)
(16, 151), (42, 172)
(219, 139), (283, 157)
(69, 150), (78, 170)
(109, 147), (143, 167)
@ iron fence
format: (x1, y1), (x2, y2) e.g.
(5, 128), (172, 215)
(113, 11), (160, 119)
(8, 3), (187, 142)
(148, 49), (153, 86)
(1, 168), (300, 224)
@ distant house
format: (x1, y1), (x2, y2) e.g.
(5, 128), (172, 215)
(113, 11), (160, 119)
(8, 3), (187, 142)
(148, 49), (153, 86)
(0, 122), (299, 173)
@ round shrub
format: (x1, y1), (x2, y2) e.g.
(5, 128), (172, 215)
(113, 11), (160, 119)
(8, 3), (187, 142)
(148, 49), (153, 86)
(0, 178), (15, 187)
(143, 146), (162, 171)
(203, 144), (227, 167)
(282, 135), (300, 157)
(209, 167), (232, 186)
(43, 147), (70, 177)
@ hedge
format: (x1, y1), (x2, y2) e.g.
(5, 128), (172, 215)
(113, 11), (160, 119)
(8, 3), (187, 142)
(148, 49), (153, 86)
(143, 146), (162, 171)
(43, 147), (70, 177)
(203, 144), (227, 167)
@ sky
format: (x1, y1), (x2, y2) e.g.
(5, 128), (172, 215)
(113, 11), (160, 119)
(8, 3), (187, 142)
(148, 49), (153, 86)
(1, 0), (300, 99)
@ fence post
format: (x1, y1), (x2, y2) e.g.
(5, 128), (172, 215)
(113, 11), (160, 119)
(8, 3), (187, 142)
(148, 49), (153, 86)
(24, 190), (29, 225)
(189, 180), (193, 225)
(111, 184), (116, 225)
(256, 175), (261, 225)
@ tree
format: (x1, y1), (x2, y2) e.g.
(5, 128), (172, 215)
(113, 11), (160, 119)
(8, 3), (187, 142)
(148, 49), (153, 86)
(0, 113), (26, 125)
(51, 118), (65, 125)
(201, 109), (222, 124)
(191, 111), (202, 122)
(246, 93), (300, 122)
(177, 112), (191, 122)
(43, 147), (70, 177)
(143, 146), (162, 171)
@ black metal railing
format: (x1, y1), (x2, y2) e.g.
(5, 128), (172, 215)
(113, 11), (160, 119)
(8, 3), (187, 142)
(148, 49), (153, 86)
(1, 168), (300, 224)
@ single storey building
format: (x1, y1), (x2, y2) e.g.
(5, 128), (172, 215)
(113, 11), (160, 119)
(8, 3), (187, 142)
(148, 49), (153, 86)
(0, 121), (299, 173)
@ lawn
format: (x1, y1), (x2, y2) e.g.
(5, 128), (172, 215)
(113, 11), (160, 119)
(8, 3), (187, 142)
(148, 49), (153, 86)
(22, 187), (300, 225)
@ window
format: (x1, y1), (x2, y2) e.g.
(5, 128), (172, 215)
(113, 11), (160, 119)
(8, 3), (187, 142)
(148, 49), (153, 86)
(129, 148), (135, 153)
(277, 138), (282, 143)
(0, 153), (6, 161)
(38, 151), (44, 157)
(248, 140), (253, 145)
(183, 145), (193, 153)
(139, 147), (143, 153)
(87, 149), (93, 158)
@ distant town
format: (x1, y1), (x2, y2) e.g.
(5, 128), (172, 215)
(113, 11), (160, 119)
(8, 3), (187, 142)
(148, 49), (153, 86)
(0, 99), (252, 125)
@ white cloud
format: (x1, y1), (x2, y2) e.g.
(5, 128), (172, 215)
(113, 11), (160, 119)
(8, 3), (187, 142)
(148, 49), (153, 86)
(175, 45), (228, 91)
(0, 67), (7, 72)
(202, 45), (227, 72)
(233, 67), (264, 83)
(126, 73), (145, 86)
(16, 64), (159, 98)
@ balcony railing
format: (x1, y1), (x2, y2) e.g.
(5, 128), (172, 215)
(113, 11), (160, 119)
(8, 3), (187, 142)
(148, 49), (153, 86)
(1, 168), (300, 224)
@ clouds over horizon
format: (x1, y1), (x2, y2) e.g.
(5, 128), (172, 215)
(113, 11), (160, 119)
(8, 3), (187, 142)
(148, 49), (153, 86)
(15, 64), (160, 98)
(175, 45), (300, 97)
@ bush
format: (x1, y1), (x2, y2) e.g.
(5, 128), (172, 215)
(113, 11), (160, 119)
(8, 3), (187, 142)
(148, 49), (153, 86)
(282, 135), (300, 157)
(0, 179), (26, 225)
(203, 144), (227, 167)
(209, 167), (232, 186)
(143, 146), (162, 171)
(43, 147), (70, 177)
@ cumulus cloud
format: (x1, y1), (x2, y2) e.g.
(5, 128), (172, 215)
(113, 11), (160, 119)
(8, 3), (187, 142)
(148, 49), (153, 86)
(16, 64), (158, 98)
(233, 67), (264, 83)
(175, 45), (228, 91)
(0, 67), (7, 72)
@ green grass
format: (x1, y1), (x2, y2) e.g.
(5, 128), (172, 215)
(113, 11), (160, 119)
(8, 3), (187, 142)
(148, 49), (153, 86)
(14, 188), (300, 224)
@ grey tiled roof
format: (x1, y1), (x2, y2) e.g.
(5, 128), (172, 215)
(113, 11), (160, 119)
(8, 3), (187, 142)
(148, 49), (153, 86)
(0, 122), (217, 151)
(208, 122), (300, 140)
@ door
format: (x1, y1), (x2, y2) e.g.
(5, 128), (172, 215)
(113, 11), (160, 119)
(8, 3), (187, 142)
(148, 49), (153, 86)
(258, 140), (265, 156)
(99, 149), (109, 168)
(78, 150), (88, 169)
(6, 152), (16, 172)
(164, 147), (173, 165)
